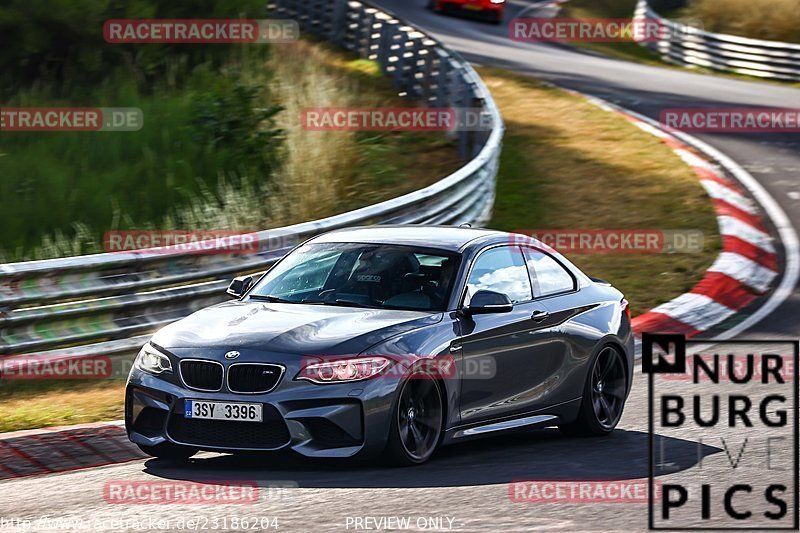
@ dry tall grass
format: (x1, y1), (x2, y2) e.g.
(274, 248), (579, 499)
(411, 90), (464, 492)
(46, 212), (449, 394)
(266, 42), (377, 225)
(168, 40), (372, 232)
(689, 0), (800, 43)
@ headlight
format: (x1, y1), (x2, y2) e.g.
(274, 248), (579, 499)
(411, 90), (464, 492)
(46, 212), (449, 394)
(134, 343), (173, 374)
(296, 356), (392, 384)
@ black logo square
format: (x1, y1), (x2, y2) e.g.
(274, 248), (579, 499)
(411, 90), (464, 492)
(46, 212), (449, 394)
(643, 333), (687, 374)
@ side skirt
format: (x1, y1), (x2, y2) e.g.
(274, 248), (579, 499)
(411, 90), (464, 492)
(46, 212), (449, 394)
(442, 397), (582, 444)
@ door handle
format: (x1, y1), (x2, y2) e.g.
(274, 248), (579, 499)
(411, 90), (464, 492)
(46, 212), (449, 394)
(531, 310), (550, 322)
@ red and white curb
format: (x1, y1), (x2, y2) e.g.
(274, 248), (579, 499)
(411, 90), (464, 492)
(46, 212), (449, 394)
(626, 119), (778, 337)
(578, 93), (795, 345)
(0, 420), (141, 481)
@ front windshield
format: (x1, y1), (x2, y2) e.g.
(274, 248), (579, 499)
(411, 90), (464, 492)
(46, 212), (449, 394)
(249, 242), (460, 311)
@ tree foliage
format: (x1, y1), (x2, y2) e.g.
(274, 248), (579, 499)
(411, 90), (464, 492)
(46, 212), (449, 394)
(0, 0), (268, 96)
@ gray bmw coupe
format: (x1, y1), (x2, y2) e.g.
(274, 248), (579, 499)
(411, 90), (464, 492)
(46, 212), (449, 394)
(126, 226), (634, 465)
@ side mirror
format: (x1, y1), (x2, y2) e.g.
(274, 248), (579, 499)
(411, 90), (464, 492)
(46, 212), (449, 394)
(227, 275), (255, 298)
(463, 290), (513, 316)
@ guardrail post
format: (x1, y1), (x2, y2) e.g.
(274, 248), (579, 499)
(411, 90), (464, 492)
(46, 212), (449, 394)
(435, 52), (451, 108)
(393, 30), (408, 89)
(351, 5), (366, 56)
(377, 20), (396, 74)
(406, 36), (423, 98)
(365, 11), (379, 60)
(455, 73), (470, 158)
(330, 0), (349, 46)
(420, 41), (436, 103)
(313, 0), (327, 36)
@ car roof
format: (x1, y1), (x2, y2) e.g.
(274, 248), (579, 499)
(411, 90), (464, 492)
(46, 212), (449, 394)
(310, 225), (504, 252)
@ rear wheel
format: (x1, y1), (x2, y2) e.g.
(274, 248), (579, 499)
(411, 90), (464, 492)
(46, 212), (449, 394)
(137, 442), (198, 460)
(387, 372), (443, 465)
(560, 345), (627, 437)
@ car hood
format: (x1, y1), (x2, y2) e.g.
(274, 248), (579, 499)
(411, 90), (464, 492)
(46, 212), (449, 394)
(151, 300), (443, 356)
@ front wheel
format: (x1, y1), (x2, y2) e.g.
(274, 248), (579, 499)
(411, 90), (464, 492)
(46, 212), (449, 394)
(560, 345), (628, 437)
(137, 442), (198, 460)
(386, 372), (444, 465)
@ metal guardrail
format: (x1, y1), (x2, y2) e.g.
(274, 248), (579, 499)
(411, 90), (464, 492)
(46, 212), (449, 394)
(635, 0), (800, 81)
(0, 0), (504, 367)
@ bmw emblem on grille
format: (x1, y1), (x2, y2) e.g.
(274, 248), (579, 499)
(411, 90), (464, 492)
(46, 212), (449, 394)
(224, 351), (240, 360)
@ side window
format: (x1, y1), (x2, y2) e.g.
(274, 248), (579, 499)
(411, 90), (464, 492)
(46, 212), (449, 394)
(523, 248), (575, 298)
(466, 246), (532, 304)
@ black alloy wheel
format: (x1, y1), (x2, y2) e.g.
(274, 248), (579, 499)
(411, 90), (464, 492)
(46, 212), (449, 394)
(388, 371), (443, 465)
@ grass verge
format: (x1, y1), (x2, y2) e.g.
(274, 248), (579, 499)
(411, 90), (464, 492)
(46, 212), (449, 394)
(0, 68), (722, 433)
(482, 67), (721, 314)
(0, 380), (125, 433)
(559, 0), (667, 66)
(686, 0), (799, 43)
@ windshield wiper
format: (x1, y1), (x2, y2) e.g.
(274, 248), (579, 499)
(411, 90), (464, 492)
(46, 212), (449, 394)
(249, 294), (296, 304)
(302, 299), (382, 309)
(334, 299), (382, 309)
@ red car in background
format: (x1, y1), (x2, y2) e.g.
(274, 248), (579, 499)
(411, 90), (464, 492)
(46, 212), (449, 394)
(427, 0), (506, 24)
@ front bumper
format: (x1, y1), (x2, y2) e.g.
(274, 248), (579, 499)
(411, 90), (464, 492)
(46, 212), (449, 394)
(125, 357), (402, 458)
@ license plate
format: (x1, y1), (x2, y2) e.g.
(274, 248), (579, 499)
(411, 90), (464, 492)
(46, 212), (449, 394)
(184, 400), (262, 422)
(464, 4), (483, 10)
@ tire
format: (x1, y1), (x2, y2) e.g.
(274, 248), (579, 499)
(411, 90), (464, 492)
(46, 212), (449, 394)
(137, 442), (198, 460)
(559, 345), (627, 437)
(386, 371), (444, 466)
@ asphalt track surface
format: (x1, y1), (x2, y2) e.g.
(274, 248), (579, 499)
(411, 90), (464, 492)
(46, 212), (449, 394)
(1, 2), (799, 532)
